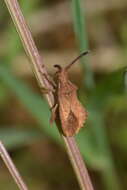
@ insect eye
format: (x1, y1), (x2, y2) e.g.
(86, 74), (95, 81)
(54, 65), (62, 71)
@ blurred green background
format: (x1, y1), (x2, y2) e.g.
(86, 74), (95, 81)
(0, 0), (127, 189)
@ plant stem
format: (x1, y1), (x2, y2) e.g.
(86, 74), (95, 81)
(0, 141), (29, 190)
(64, 137), (94, 190)
(4, 0), (94, 189)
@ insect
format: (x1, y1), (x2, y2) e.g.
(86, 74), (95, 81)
(51, 51), (88, 137)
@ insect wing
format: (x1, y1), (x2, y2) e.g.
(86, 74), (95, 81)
(58, 81), (87, 136)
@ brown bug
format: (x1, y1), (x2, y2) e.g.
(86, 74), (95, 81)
(51, 51), (88, 137)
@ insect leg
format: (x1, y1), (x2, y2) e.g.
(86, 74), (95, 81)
(38, 65), (56, 92)
(43, 73), (56, 88)
(50, 104), (58, 124)
(40, 87), (55, 94)
(39, 65), (56, 88)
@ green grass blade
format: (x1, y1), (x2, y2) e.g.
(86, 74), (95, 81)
(71, 0), (94, 88)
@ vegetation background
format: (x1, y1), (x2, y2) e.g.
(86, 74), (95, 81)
(0, 0), (127, 189)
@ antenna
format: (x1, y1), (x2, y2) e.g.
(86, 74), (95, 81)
(65, 51), (89, 70)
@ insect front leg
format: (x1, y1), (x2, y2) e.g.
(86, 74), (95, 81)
(38, 64), (56, 92)
(39, 65), (56, 87)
